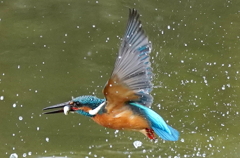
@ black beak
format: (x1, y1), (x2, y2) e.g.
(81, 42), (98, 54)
(43, 101), (73, 114)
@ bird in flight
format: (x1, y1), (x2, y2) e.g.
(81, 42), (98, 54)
(43, 9), (179, 141)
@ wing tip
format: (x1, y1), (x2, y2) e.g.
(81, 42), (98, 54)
(129, 8), (139, 17)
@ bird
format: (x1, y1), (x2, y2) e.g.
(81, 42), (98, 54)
(43, 9), (179, 141)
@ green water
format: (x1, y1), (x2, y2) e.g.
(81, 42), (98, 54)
(1, 0), (240, 157)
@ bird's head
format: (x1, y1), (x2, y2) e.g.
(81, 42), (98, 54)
(43, 95), (106, 117)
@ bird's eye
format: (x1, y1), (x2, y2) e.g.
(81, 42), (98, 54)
(73, 101), (81, 107)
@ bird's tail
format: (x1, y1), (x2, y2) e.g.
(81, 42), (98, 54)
(148, 110), (179, 141)
(129, 102), (179, 141)
(152, 124), (179, 141)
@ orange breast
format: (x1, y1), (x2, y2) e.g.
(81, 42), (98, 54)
(92, 106), (150, 130)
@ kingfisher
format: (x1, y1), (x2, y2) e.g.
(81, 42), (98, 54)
(43, 9), (179, 141)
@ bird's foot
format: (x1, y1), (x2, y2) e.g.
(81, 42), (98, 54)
(145, 128), (156, 140)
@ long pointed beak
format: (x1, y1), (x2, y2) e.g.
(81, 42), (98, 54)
(43, 102), (74, 114)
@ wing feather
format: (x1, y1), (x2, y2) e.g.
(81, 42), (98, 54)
(103, 9), (153, 112)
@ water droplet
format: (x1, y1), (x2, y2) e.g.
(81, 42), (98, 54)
(221, 85), (226, 90)
(9, 153), (18, 158)
(22, 153), (27, 157)
(19, 116), (23, 121)
(133, 140), (142, 148)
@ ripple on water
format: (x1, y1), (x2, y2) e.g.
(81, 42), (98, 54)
(93, 141), (161, 155)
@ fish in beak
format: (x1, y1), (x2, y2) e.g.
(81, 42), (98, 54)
(43, 101), (77, 115)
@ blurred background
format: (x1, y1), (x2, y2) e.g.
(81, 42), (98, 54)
(1, 0), (240, 157)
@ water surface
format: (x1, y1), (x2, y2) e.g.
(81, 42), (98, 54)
(1, 0), (240, 157)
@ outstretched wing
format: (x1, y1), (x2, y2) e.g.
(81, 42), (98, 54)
(103, 9), (153, 112)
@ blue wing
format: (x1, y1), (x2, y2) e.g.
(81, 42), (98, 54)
(104, 9), (153, 109)
(130, 102), (179, 141)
